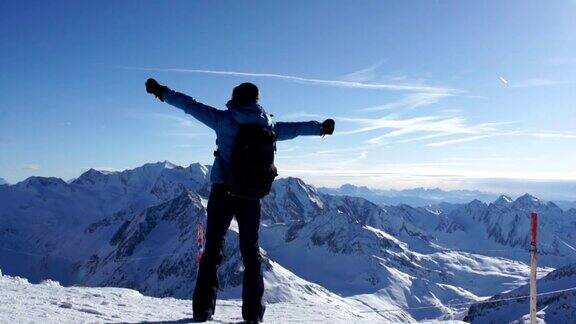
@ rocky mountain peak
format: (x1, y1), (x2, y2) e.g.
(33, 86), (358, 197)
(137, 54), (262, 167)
(512, 193), (543, 209)
(493, 195), (513, 206)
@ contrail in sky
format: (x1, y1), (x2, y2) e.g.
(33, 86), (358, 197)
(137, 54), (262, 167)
(119, 66), (457, 93)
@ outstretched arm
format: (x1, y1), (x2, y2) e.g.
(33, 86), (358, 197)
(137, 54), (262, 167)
(274, 119), (335, 141)
(145, 78), (220, 130)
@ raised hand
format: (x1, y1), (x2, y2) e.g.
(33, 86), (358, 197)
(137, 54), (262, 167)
(145, 78), (167, 101)
(320, 118), (335, 136)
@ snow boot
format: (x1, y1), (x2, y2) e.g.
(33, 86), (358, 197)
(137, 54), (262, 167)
(192, 313), (213, 322)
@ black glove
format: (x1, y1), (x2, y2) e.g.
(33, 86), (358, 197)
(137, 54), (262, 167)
(320, 119), (335, 136)
(145, 78), (167, 102)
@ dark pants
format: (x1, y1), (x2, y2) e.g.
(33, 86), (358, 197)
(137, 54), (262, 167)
(193, 184), (265, 321)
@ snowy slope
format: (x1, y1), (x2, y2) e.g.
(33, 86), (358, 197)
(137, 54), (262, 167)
(463, 264), (576, 323)
(1, 271), (421, 323)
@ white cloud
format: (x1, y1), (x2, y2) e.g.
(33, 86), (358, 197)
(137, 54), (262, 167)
(361, 92), (453, 112)
(427, 133), (512, 147)
(336, 115), (442, 135)
(531, 131), (576, 139)
(336, 111), (521, 147)
(339, 61), (384, 83)
(369, 132), (453, 145)
(426, 130), (576, 147)
(120, 66), (456, 93)
(140, 112), (195, 128)
(21, 164), (41, 171)
(337, 115), (502, 139)
(277, 112), (326, 120)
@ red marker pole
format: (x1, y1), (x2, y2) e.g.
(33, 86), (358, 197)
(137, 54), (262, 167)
(529, 212), (538, 324)
(197, 223), (204, 274)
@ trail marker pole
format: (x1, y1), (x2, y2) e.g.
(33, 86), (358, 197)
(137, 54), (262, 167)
(530, 212), (538, 324)
(197, 223), (204, 274)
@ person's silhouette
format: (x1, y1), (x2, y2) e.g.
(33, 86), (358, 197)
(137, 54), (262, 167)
(146, 79), (334, 322)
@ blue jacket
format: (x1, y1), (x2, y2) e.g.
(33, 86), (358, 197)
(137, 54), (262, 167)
(162, 88), (322, 184)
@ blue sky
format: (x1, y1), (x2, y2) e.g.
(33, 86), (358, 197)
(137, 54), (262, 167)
(1, 1), (575, 198)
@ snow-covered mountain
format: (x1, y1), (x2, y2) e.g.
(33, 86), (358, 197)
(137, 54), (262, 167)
(0, 177), (8, 185)
(464, 264), (576, 323)
(260, 202), (534, 321)
(431, 195), (576, 267)
(553, 200), (576, 211)
(1, 161), (575, 322)
(319, 184), (500, 207)
(0, 161), (211, 284)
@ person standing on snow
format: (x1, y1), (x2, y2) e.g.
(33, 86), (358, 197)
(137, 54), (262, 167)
(145, 78), (335, 323)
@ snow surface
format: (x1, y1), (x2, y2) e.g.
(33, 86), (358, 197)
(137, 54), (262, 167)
(0, 272), (464, 323)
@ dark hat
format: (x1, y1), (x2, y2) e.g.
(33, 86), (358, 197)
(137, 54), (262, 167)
(231, 82), (259, 106)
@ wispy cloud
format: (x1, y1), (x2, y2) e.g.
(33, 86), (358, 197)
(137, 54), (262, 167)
(339, 61), (384, 83)
(531, 131), (576, 139)
(21, 164), (41, 171)
(361, 92), (454, 112)
(372, 132), (453, 145)
(336, 115), (437, 135)
(140, 112), (195, 128)
(277, 112), (326, 120)
(335, 111), (519, 147)
(119, 66), (456, 93)
(427, 133), (516, 147)
(337, 115), (504, 137)
(427, 130), (576, 147)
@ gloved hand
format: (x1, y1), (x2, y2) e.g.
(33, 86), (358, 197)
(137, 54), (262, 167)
(145, 78), (167, 102)
(320, 119), (335, 136)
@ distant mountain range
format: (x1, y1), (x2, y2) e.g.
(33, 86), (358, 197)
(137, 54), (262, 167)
(1, 161), (576, 322)
(318, 184), (502, 207)
(0, 178), (8, 185)
(319, 183), (576, 210)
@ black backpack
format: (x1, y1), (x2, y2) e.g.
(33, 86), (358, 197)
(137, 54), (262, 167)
(228, 124), (278, 199)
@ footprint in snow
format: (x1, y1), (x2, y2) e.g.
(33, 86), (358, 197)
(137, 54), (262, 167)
(59, 301), (73, 309)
